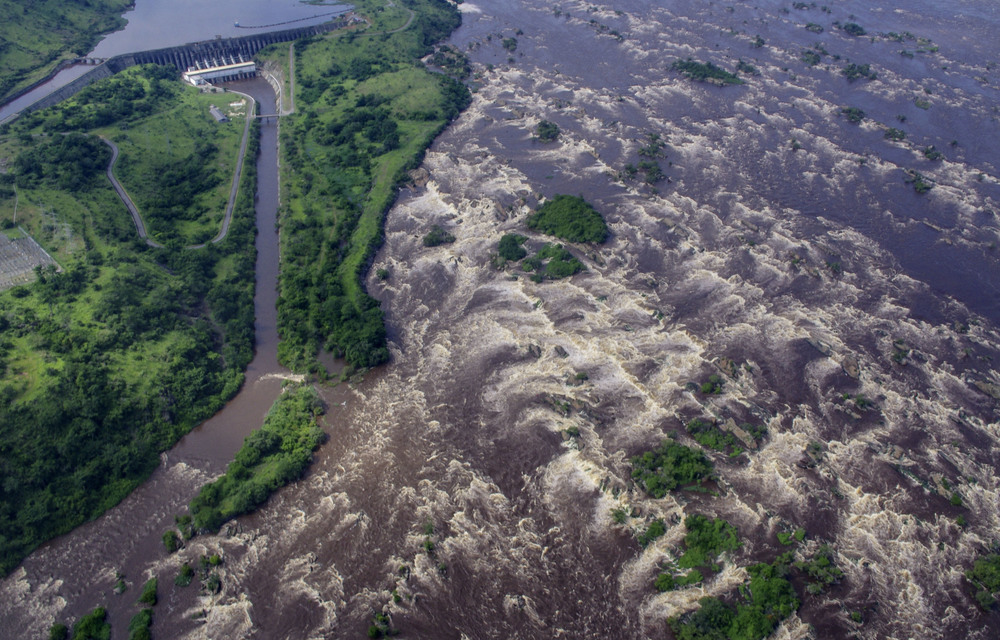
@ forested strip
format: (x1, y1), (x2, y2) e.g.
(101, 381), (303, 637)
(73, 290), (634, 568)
(188, 385), (326, 532)
(0, 66), (257, 575)
(273, 0), (470, 373)
(0, 0), (132, 103)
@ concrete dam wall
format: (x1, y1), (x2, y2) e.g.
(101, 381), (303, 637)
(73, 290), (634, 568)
(21, 17), (351, 115)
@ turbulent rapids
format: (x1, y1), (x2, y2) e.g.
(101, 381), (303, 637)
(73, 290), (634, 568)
(3, 0), (1000, 638)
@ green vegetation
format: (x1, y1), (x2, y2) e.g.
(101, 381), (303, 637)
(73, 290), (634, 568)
(778, 528), (807, 546)
(841, 107), (866, 123)
(127, 609), (153, 640)
(751, 35), (765, 48)
(684, 419), (763, 456)
(657, 515), (740, 591)
(842, 62), (876, 81)
(801, 50), (821, 66)
(699, 374), (725, 395)
(904, 171), (934, 194)
(175, 563), (194, 587)
(137, 577), (157, 606)
(536, 119), (560, 142)
(521, 243), (585, 282)
(966, 554), (1000, 609)
(526, 194), (609, 243)
(631, 439), (715, 498)
(162, 530), (180, 553)
(795, 544), (843, 594)
(497, 234), (528, 261)
(188, 385), (325, 532)
(368, 612), (397, 638)
(49, 624), (69, 640)
(427, 45), (471, 80)
(0, 66), (257, 576)
(637, 519), (667, 547)
(71, 607), (110, 640)
(805, 23), (824, 33)
(0, 0), (132, 103)
(841, 22), (867, 36)
(668, 554), (799, 640)
(923, 146), (943, 161)
(671, 58), (744, 85)
(736, 60), (759, 76)
(270, 0), (469, 372)
(679, 514), (740, 569)
(422, 224), (455, 247)
(885, 127), (907, 141)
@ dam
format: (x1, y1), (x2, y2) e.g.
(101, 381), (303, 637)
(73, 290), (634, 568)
(8, 13), (357, 119)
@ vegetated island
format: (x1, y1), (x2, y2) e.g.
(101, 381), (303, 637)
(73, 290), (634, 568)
(491, 195), (608, 282)
(0, 64), (257, 576)
(526, 194), (610, 243)
(185, 385), (325, 533)
(270, 0), (471, 374)
(670, 58), (744, 85)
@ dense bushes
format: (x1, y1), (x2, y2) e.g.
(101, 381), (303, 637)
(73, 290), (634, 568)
(966, 554), (1000, 609)
(669, 554), (799, 640)
(189, 386), (325, 532)
(527, 194), (609, 243)
(670, 59), (744, 85)
(0, 67), (257, 575)
(275, 0), (469, 372)
(631, 439), (715, 497)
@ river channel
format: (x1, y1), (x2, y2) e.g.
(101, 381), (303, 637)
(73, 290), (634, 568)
(0, 77), (290, 635)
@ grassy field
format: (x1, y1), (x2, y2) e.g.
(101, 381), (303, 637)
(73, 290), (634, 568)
(263, 0), (469, 372)
(105, 90), (248, 245)
(0, 65), (257, 575)
(0, 0), (132, 104)
(6, 66), (249, 246)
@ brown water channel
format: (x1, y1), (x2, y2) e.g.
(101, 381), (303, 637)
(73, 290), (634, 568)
(0, 77), (291, 635)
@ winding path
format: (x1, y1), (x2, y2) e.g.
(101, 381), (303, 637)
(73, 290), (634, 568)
(101, 91), (255, 249)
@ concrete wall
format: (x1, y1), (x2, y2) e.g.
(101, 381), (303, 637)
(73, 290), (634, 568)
(20, 18), (349, 116)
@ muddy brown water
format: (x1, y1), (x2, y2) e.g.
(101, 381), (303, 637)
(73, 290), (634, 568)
(0, 78), (293, 634)
(4, 0), (1000, 638)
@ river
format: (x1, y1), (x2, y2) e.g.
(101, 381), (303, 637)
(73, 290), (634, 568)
(0, 77), (289, 635)
(3, 0), (1000, 638)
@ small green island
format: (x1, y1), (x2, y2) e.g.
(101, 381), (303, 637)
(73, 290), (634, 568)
(526, 194), (609, 243)
(187, 385), (325, 533)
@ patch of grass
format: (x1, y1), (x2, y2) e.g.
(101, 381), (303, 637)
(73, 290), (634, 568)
(795, 544), (843, 594)
(71, 606), (110, 640)
(904, 170), (934, 194)
(637, 518), (667, 547)
(669, 554), (799, 640)
(841, 22), (866, 36)
(174, 563), (194, 587)
(967, 554), (1000, 609)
